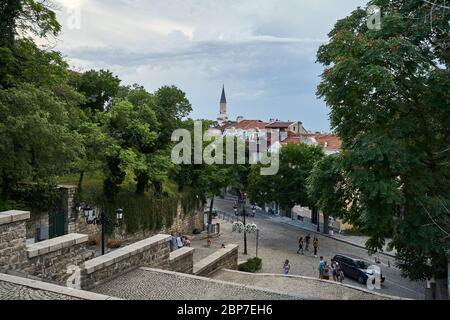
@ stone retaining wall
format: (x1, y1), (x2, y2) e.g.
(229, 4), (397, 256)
(69, 203), (204, 246)
(23, 234), (92, 284)
(0, 211), (30, 273)
(0, 210), (92, 285)
(169, 247), (195, 274)
(193, 244), (238, 277)
(80, 234), (171, 289)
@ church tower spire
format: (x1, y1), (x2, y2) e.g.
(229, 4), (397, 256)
(217, 84), (229, 124)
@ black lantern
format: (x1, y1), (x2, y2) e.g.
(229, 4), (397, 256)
(83, 205), (96, 223)
(116, 208), (124, 222)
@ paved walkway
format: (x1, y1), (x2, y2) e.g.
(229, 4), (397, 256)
(92, 267), (298, 300)
(194, 199), (425, 300)
(211, 269), (402, 300)
(264, 214), (397, 257)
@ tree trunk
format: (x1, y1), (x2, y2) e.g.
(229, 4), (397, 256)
(152, 180), (163, 195)
(208, 196), (214, 225)
(77, 171), (84, 195)
(323, 211), (329, 234)
(311, 205), (317, 224)
(136, 172), (148, 194)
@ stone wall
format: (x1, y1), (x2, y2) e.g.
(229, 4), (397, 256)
(193, 244), (239, 277)
(69, 203), (204, 246)
(80, 234), (171, 289)
(23, 234), (92, 284)
(169, 247), (195, 274)
(0, 210), (92, 286)
(0, 211), (30, 273)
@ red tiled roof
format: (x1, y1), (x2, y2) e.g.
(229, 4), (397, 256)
(266, 121), (295, 129)
(314, 134), (342, 150)
(229, 120), (268, 130)
(281, 131), (301, 146)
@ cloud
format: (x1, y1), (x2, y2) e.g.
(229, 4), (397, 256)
(53, 0), (368, 131)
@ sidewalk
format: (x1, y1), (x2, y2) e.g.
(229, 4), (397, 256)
(260, 212), (396, 258)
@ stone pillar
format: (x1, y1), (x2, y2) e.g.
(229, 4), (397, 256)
(0, 210), (31, 272)
(58, 184), (77, 234)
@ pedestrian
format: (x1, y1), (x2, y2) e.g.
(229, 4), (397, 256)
(322, 261), (330, 280)
(336, 263), (344, 283)
(207, 238), (212, 247)
(170, 232), (177, 252)
(331, 261), (337, 281)
(305, 233), (311, 251)
(176, 234), (184, 249)
(283, 259), (291, 275)
(328, 216), (334, 236)
(183, 237), (191, 247)
(297, 237), (304, 255)
(318, 256), (325, 279)
(313, 237), (319, 257)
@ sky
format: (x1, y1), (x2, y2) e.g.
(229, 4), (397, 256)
(51, 0), (368, 132)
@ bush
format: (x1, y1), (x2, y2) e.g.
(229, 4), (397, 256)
(238, 257), (262, 273)
(107, 239), (122, 249)
(86, 235), (99, 246)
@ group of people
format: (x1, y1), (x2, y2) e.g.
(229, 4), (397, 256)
(318, 256), (344, 282)
(169, 232), (191, 251)
(297, 233), (320, 257)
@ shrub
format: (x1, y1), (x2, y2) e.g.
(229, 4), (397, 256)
(107, 239), (122, 249)
(86, 235), (99, 246)
(238, 257), (262, 273)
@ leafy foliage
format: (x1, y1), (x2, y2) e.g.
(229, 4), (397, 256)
(317, 0), (450, 282)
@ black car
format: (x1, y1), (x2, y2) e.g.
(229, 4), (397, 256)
(331, 254), (385, 285)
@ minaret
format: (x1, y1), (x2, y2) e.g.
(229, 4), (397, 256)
(217, 85), (229, 124)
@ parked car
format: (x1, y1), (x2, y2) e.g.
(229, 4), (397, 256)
(331, 254), (385, 285)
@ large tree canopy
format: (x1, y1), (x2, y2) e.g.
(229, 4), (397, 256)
(0, 0), (60, 48)
(317, 0), (450, 293)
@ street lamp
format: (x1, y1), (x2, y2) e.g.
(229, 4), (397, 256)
(239, 190), (248, 255)
(82, 204), (124, 255)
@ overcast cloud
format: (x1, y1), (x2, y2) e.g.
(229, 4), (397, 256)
(52, 0), (368, 132)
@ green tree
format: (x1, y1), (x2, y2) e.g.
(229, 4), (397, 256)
(248, 143), (323, 216)
(70, 69), (121, 112)
(0, 84), (83, 200)
(103, 97), (159, 197)
(0, 0), (60, 48)
(276, 144), (324, 215)
(307, 155), (347, 234)
(317, 0), (450, 298)
(153, 85), (192, 147)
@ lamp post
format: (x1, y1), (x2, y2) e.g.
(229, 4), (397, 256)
(81, 204), (124, 255)
(239, 190), (248, 255)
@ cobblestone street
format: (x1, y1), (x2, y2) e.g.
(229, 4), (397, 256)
(190, 197), (425, 300)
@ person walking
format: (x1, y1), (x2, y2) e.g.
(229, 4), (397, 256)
(170, 232), (177, 252)
(313, 237), (319, 257)
(283, 259), (291, 275)
(336, 262), (344, 283)
(176, 234), (184, 249)
(331, 260), (337, 281)
(322, 261), (331, 280)
(305, 233), (311, 251)
(297, 237), (304, 255)
(318, 256), (325, 279)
